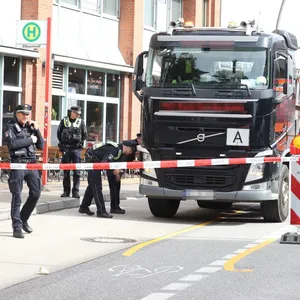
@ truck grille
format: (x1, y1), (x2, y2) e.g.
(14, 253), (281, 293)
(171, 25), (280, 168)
(165, 173), (236, 188)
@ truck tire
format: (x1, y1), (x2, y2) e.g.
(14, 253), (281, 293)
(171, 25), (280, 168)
(261, 164), (289, 222)
(197, 201), (232, 210)
(148, 198), (180, 218)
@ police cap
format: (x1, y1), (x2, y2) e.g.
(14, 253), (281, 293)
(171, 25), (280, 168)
(123, 140), (137, 153)
(16, 104), (32, 115)
(70, 106), (82, 115)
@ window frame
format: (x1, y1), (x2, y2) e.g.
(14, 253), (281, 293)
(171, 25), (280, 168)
(144, 0), (157, 30)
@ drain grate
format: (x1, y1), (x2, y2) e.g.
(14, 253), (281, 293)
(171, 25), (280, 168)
(81, 237), (137, 244)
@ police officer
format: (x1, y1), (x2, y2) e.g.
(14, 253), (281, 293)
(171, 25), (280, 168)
(78, 141), (135, 218)
(57, 106), (87, 198)
(107, 135), (142, 214)
(5, 104), (44, 238)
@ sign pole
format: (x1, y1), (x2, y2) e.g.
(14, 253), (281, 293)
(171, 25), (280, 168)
(42, 17), (52, 186)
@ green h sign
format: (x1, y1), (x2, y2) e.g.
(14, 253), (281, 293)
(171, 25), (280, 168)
(22, 22), (41, 42)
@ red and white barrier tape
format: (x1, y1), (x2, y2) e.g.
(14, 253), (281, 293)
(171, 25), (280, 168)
(1, 156), (300, 170)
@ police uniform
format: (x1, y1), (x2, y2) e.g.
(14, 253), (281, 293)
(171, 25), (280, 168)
(78, 142), (134, 218)
(5, 104), (44, 238)
(57, 106), (87, 198)
(107, 140), (138, 214)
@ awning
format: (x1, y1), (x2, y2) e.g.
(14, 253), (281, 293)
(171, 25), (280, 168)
(0, 45), (40, 58)
(53, 54), (134, 73)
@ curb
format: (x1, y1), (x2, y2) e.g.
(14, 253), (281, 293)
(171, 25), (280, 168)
(0, 191), (144, 222)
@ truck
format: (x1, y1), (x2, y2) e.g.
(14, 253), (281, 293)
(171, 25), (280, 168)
(132, 19), (299, 222)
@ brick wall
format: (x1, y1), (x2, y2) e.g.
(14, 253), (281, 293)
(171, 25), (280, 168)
(21, 0), (52, 142)
(119, 0), (143, 141)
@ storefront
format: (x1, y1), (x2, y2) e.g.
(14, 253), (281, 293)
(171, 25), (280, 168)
(51, 62), (124, 147)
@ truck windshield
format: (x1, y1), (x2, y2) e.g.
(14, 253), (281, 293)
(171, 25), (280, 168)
(145, 46), (269, 90)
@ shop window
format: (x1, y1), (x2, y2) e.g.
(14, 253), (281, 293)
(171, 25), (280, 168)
(87, 71), (105, 96)
(103, 0), (118, 16)
(68, 99), (85, 117)
(61, 0), (78, 5)
(68, 67), (85, 94)
(82, 0), (99, 11)
(4, 57), (19, 87)
(171, 0), (182, 22)
(106, 74), (119, 98)
(144, 0), (155, 27)
(86, 102), (104, 142)
(52, 96), (63, 121)
(106, 103), (118, 142)
(2, 91), (20, 145)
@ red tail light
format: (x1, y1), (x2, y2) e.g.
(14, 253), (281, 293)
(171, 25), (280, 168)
(159, 102), (246, 113)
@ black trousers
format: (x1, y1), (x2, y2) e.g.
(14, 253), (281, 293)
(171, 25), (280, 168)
(8, 170), (41, 230)
(61, 149), (81, 195)
(107, 170), (121, 209)
(80, 170), (107, 214)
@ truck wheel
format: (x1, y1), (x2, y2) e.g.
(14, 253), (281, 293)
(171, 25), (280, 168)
(197, 201), (232, 210)
(148, 198), (180, 218)
(261, 164), (289, 222)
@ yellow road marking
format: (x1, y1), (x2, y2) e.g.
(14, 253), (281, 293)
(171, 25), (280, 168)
(122, 220), (215, 257)
(122, 206), (255, 257)
(224, 239), (276, 272)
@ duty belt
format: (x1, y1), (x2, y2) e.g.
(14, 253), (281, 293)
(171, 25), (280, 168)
(11, 159), (37, 164)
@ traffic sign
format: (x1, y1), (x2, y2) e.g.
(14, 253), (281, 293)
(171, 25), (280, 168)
(16, 20), (47, 47)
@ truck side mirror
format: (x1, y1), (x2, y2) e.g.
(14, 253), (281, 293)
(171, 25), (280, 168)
(133, 51), (148, 102)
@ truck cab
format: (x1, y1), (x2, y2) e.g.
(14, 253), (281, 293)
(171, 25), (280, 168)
(133, 20), (299, 222)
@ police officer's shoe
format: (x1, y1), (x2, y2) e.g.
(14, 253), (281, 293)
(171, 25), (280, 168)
(110, 207), (126, 214)
(78, 206), (95, 216)
(61, 192), (70, 197)
(22, 221), (33, 233)
(97, 212), (113, 218)
(72, 192), (80, 199)
(13, 229), (24, 239)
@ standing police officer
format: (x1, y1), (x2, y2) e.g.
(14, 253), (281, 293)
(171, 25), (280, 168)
(57, 106), (87, 199)
(78, 141), (135, 218)
(5, 104), (44, 238)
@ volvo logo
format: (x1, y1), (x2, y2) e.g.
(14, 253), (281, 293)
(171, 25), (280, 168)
(196, 133), (205, 142)
(177, 132), (225, 145)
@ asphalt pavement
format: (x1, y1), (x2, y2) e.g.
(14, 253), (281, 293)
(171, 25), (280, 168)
(1, 199), (300, 300)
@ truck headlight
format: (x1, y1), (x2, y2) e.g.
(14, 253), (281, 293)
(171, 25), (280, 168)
(142, 153), (157, 179)
(245, 163), (265, 182)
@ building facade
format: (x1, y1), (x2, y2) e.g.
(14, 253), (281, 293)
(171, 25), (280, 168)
(0, 0), (221, 147)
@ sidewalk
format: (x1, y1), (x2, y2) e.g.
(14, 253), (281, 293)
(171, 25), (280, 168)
(0, 176), (142, 221)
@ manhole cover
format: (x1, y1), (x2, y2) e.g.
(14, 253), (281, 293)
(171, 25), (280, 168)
(80, 237), (137, 244)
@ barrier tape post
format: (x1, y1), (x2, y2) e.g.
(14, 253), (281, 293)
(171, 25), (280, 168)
(280, 135), (300, 244)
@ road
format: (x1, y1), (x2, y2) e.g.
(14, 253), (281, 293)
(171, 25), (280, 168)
(0, 198), (300, 300)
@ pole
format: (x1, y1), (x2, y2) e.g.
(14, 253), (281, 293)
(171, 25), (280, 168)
(276, 0), (286, 30)
(42, 17), (52, 186)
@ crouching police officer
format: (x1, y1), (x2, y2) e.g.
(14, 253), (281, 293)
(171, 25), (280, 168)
(78, 141), (135, 218)
(107, 138), (140, 214)
(57, 106), (87, 198)
(5, 104), (44, 238)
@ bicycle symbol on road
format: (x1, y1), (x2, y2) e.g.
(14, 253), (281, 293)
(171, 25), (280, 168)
(108, 265), (184, 279)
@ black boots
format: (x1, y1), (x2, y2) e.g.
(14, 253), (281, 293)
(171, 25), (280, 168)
(97, 212), (113, 218)
(13, 229), (24, 239)
(22, 221), (33, 233)
(110, 206), (125, 214)
(78, 206), (95, 216)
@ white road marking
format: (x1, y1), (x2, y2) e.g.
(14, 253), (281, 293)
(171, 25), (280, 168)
(244, 244), (258, 248)
(161, 283), (192, 291)
(140, 293), (176, 300)
(222, 254), (236, 259)
(234, 249), (247, 254)
(196, 266), (222, 273)
(179, 274), (208, 282)
(210, 260), (227, 266)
